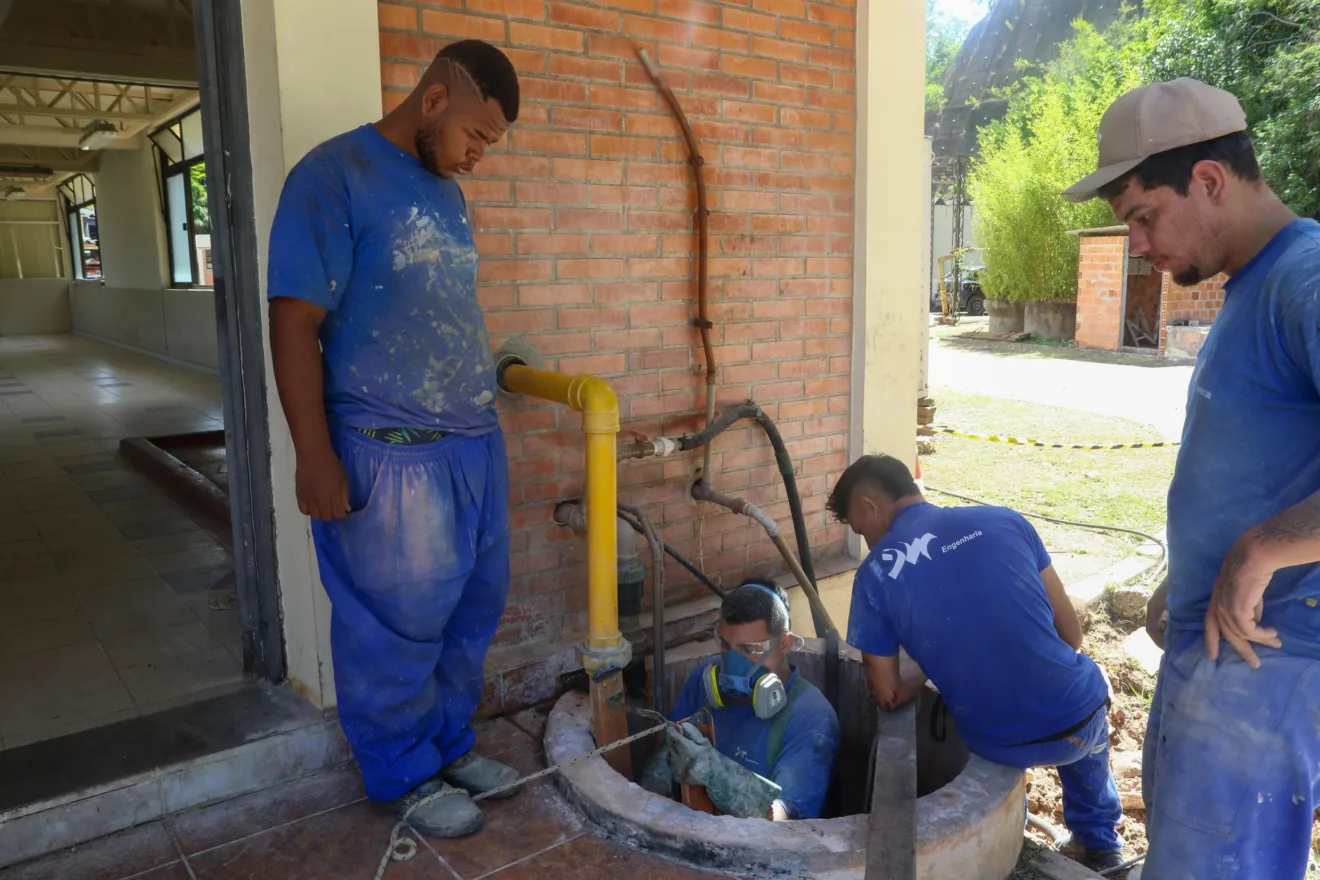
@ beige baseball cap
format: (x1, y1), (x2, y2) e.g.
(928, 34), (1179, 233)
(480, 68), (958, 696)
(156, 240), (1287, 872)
(1062, 78), (1247, 203)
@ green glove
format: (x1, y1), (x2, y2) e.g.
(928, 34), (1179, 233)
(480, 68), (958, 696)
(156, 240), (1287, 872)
(640, 740), (675, 798)
(665, 722), (782, 819)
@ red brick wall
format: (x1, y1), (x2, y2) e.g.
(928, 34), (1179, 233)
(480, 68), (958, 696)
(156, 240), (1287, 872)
(1159, 273), (1226, 353)
(378, 0), (857, 646)
(1074, 236), (1125, 351)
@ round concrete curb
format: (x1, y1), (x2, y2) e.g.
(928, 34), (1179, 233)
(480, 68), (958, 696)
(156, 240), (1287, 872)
(545, 690), (1025, 879)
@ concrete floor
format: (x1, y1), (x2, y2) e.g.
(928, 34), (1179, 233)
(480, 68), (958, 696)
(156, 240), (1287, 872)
(0, 335), (242, 750)
(928, 331), (1194, 441)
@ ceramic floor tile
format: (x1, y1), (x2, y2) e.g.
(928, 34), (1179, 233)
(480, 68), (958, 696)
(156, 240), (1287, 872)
(163, 565), (233, 596)
(482, 833), (729, 880)
(0, 670), (134, 738)
(87, 596), (200, 640)
(170, 766), (366, 855)
(0, 613), (97, 657)
(132, 530), (220, 557)
(98, 619), (225, 669)
(185, 800), (457, 879)
(117, 647), (243, 709)
(0, 821), (179, 880)
(424, 748), (585, 880)
(0, 641), (114, 696)
(147, 545), (232, 576)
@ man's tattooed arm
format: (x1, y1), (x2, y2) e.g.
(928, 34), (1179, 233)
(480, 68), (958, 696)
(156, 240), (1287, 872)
(1247, 489), (1320, 571)
(1257, 491), (1320, 545)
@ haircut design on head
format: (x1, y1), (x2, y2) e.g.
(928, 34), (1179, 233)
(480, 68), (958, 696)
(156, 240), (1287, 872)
(722, 581), (791, 637)
(433, 40), (521, 125)
(825, 454), (920, 525)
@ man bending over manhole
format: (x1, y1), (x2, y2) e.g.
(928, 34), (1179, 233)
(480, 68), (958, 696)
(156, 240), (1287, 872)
(829, 455), (1124, 871)
(641, 582), (841, 820)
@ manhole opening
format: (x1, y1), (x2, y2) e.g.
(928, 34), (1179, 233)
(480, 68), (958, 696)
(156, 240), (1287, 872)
(628, 641), (971, 818)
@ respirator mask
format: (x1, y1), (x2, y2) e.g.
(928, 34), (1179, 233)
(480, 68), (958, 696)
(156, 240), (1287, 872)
(702, 584), (802, 720)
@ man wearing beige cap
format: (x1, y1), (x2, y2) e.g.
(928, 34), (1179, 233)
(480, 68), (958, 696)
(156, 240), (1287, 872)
(1066, 78), (1320, 878)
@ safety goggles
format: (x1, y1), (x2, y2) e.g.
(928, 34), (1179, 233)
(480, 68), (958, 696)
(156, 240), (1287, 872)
(713, 626), (777, 661)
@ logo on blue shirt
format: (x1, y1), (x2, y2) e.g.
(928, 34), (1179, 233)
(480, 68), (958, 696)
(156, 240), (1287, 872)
(879, 532), (937, 579)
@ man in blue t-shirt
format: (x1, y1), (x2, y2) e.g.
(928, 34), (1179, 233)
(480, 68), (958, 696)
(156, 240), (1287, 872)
(1064, 78), (1320, 879)
(266, 41), (522, 839)
(829, 455), (1123, 870)
(641, 582), (840, 820)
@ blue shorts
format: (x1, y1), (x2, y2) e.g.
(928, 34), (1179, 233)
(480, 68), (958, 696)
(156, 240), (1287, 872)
(311, 427), (510, 802)
(1143, 627), (1320, 880)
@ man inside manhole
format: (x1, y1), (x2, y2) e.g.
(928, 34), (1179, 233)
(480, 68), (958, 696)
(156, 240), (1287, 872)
(829, 454), (1125, 872)
(640, 582), (841, 820)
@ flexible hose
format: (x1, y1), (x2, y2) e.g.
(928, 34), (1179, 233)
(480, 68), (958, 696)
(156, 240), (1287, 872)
(923, 485), (1168, 584)
(1097, 854), (1147, 876)
(619, 503), (666, 714)
(1026, 811), (1068, 845)
(677, 404), (820, 589)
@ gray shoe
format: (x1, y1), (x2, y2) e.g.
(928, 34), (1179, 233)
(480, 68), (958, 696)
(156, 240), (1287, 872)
(440, 752), (522, 801)
(386, 779), (483, 838)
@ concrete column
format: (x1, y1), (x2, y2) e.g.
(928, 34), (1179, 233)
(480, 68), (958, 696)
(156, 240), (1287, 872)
(239, 0), (382, 707)
(848, 0), (927, 560)
(95, 145), (169, 289)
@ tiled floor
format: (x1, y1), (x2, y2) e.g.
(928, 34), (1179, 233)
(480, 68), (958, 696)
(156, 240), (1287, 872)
(0, 335), (243, 751)
(0, 710), (731, 880)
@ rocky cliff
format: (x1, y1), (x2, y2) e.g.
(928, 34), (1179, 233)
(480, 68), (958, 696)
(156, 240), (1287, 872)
(930, 0), (1132, 157)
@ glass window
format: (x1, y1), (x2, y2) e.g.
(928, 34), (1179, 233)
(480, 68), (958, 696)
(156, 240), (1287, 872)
(166, 172), (193, 285)
(151, 109), (211, 288)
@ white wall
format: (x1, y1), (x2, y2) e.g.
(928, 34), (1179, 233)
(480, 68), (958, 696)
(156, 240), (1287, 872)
(849, 0), (927, 561)
(71, 282), (219, 371)
(0, 279), (71, 334)
(242, 0), (383, 708)
(95, 146), (169, 290)
(72, 144), (218, 371)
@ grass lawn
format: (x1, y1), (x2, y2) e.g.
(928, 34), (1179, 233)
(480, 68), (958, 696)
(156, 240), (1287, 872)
(921, 386), (1177, 577)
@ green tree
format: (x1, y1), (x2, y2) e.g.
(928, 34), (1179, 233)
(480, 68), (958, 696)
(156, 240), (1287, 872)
(969, 19), (1147, 303)
(1145, 0), (1320, 218)
(190, 163), (211, 235)
(926, 1), (984, 115)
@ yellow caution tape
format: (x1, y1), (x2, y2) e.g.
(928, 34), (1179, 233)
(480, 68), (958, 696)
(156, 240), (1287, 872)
(928, 426), (1180, 451)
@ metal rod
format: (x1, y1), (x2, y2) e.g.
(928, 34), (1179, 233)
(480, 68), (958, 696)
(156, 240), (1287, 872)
(636, 47), (717, 474)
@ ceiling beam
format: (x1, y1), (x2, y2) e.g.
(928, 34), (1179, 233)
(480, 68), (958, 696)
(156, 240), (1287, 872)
(0, 102), (159, 122)
(0, 45), (198, 88)
(0, 154), (97, 173)
(0, 126), (143, 150)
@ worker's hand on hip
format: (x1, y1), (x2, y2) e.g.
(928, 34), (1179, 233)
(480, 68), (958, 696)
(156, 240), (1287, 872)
(296, 447), (351, 521)
(1205, 531), (1281, 668)
(1146, 578), (1169, 651)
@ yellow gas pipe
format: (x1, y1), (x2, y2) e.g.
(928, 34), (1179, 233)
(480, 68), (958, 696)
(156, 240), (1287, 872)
(498, 362), (631, 671)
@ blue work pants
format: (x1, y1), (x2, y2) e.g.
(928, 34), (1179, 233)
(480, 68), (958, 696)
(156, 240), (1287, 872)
(311, 428), (510, 802)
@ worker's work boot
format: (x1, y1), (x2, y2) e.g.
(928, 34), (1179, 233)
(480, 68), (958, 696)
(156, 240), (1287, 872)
(386, 778), (483, 838)
(441, 751), (522, 801)
(1084, 848), (1127, 872)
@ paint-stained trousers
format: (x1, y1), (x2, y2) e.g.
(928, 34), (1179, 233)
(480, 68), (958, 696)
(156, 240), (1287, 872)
(977, 705), (1123, 852)
(1142, 627), (1320, 880)
(311, 427), (510, 802)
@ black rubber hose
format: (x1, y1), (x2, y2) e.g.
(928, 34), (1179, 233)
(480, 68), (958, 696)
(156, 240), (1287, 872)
(619, 503), (666, 714)
(618, 511), (728, 600)
(678, 404), (820, 590)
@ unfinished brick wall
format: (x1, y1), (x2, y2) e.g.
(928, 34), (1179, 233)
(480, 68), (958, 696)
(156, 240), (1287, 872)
(1074, 235), (1125, 351)
(1123, 260), (1161, 347)
(379, 0), (857, 646)
(1159, 273), (1226, 353)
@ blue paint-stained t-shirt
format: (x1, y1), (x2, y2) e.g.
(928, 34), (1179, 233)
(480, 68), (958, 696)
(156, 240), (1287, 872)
(1166, 219), (1320, 655)
(266, 124), (499, 435)
(668, 662), (839, 819)
(846, 502), (1108, 752)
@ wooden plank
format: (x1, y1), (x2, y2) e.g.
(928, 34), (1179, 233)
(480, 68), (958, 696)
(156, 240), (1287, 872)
(589, 668), (633, 780)
(865, 703), (917, 880)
